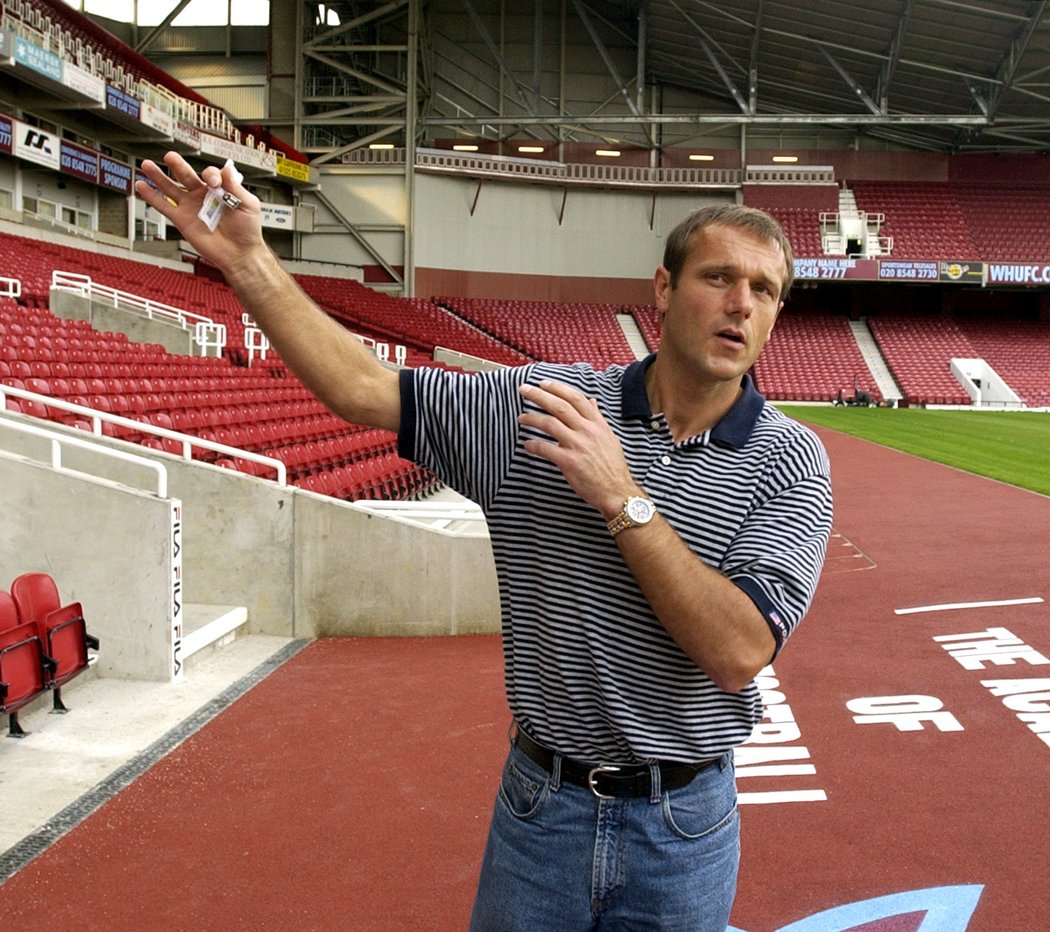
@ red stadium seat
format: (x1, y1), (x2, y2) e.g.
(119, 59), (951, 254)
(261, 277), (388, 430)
(0, 590), (48, 738)
(10, 573), (98, 713)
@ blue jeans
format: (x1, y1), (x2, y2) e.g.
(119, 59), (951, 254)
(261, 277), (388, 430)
(469, 740), (740, 931)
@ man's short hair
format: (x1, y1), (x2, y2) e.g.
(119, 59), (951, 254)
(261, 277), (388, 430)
(662, 203), (795, 301)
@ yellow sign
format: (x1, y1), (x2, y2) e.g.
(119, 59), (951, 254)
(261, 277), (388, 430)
(276, 156), (311, 182)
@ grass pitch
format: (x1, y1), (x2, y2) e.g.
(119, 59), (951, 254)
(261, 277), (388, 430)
(778, 406), (1050, 497)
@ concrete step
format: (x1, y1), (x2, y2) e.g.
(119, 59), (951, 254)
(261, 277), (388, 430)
(182, 603), (249, 665)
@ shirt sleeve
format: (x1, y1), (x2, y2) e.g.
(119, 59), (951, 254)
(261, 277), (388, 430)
(397, 364), (533, 509)
(725, 430), (833, 657)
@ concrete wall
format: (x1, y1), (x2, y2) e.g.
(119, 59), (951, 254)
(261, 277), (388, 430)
(0, 449), (176, 682)
(411, 173), (730, 303)
(294, 491), (499, 638)
(0, 414), (501, 679)
(49, 289), (203, 357)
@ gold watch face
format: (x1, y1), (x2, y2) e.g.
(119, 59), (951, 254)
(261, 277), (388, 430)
(626, 497), (654, 524)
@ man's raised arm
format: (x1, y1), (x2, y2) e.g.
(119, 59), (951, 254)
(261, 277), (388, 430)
(135, 152), (401, 432)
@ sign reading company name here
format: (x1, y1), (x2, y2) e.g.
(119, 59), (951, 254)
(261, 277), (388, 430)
(60, 139), (100, 183)
(794, 257), (879, 280)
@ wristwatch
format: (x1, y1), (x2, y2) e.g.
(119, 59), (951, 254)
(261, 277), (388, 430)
(607, 496), (657, 538)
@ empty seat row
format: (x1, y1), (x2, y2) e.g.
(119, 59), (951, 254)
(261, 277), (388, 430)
(0, 573), (99, 738)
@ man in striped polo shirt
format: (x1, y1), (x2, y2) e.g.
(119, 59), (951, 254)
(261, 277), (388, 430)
(138, 156), (833, 931)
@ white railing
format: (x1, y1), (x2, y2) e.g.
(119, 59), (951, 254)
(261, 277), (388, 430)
(0, 277), (22, 298)
(0, 414), (169, 498)
(0, 384), (287, 485)
(744, 165), (837, 184)
(365, 150), (841, 190)
(50, 270), (227, 355)
(414, 150), (745, 188)
(352, 499), (487, 536)
(568, 162), (742, 187)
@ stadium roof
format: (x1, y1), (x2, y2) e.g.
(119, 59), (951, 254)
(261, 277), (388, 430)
(96, 0), (1050, 156)
(636, 0), (1050, 153)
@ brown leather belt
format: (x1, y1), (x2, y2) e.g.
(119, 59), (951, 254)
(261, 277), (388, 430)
(514, 727), (719, 799)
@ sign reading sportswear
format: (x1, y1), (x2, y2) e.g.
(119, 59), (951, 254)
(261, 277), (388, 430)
(878, 260), (938, 281)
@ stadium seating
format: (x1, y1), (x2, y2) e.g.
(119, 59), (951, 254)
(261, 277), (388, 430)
(753, 311), (882, 404)
(436, 296), (634, 369)
(955, 183), (1050, 261)
(630, 305), (662, 352)
(763, 207), (825, 257)
(848, 182), (980, 259)
(297, 276), (530, 368)
(0, 589), (48, 737)
(10, 573), (99, 713)
(957, 316), (1050, 408)
(868, 313), (974, 407)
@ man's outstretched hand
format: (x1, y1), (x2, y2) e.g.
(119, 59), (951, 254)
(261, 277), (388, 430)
(135, 152), (265, 274)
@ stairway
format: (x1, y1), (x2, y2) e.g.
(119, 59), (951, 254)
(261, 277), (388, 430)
(617, 313), (650, 360)
(849, 319), (902, 404)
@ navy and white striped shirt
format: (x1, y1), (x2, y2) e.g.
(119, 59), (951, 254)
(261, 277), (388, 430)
(399, 355), (832, 762)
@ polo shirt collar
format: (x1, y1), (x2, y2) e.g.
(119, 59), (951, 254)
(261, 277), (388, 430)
(621, 354), (766, 449)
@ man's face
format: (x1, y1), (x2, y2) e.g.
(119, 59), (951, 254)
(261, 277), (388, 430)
(654, 223), (785, 386)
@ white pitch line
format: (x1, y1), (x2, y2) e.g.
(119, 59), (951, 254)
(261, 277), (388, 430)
(895, 597), (1044, 616)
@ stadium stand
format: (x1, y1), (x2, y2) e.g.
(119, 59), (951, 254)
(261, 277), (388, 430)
(764, 207), (826, 257)
(436, 296), (635, 368)
(956, 315), (1050, 408)
(0, 252), (440, 500)
(296, 277), (530, 368)
(868, 312), (975, 407)
(849, 182), (981, 260)
(630, 305), (662, 353)
(752, 310), (882, 404)
(955, 183), (1050, 261)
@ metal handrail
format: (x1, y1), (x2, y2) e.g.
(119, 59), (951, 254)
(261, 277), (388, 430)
(0, 414), (169, 498)
(0, 384), (287, 485)
(50, 270), (228, 354)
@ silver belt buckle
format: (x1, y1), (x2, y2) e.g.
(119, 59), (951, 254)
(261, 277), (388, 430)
(587, 763), (622, 799)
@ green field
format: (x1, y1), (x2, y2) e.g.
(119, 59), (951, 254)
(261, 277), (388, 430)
(777, 406), (1050, 497)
